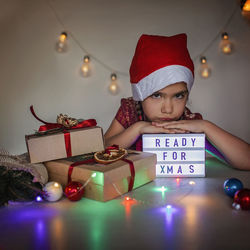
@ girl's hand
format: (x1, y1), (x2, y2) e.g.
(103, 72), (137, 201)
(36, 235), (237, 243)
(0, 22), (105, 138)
(138, 121), (188, 134)
(152, 120), (206, 133)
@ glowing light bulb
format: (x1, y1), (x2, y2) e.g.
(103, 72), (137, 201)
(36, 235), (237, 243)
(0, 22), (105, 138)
(242, 0), (250, 11)
(220, 32), (233, 54)
(160, 186), (167, 192)
(59, 33), (67, 43)
(81, 56), (91, 77)
(176, 178), (180, 186)
(55, 32), (68, 53)
(189, 181), (196, 185)
(241, 0), (250, 21)
(36, 196), (43, 202)
(54, 182), (59, 187)
(111, 73), (117, 81)
(199, 56), (211, 78)
(108, 73), (119, 95)
(125, 196), (131, 201)
(91, 173), (97, 178)
(166, 205), (172, 209)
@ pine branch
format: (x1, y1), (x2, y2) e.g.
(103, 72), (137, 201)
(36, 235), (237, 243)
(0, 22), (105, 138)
(0, 166), (43, 206)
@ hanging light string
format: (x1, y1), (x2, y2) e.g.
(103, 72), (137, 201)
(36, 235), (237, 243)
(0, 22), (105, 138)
(47, 0), (239, 76)
(193, 3), (239, 61)
(46, 0), (129, 77)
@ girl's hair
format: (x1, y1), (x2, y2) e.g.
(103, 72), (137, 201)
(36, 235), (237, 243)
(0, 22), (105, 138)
(135, 101), (144, 121)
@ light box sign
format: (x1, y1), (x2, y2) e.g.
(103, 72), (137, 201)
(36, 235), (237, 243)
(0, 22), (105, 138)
(142, 133), (205, 177)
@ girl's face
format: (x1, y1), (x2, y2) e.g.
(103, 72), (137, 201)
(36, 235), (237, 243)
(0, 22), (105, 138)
(141, 82), (188, 122)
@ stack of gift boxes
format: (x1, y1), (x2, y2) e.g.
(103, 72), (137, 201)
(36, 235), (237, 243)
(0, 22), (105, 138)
(26, 125), (157, 202)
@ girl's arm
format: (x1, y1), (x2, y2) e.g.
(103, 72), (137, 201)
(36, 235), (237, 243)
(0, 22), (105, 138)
(154, 120), (250, 170)
(202, 121), (250, 170)
(104, 119), (142, 148)
(104, 119), (186, 149)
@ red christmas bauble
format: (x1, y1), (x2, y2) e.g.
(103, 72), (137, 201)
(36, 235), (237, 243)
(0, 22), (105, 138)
(65, 181), (84, 201)
(233, 188), (250, 210)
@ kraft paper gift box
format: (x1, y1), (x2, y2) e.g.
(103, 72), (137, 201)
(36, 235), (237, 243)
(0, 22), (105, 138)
(26, 126), (104, 163)
(44, 151), (157, 202)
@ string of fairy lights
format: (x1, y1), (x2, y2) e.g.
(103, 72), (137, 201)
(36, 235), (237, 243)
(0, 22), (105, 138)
(37, 170), (198, 207)
(47, 0), (250, 95)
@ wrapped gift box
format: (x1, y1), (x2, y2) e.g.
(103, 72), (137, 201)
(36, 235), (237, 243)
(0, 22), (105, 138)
(26, 126), (104, 163)
(44, 151), (157, 202)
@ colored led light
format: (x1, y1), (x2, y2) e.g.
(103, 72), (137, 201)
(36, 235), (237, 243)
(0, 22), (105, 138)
(54, 182), (59, 187)
(36, 196), (42, 202)
(176, 178), (180, 185)
(189, 181), (196, 185)
(91, 173), (97, 178)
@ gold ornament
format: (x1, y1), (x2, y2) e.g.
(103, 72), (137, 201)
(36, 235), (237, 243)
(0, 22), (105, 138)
(57, 114), (78, 128)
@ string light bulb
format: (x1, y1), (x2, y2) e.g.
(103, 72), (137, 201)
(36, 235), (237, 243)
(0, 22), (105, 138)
(36, 195), (43, 202)
(81, 56), (91, 77)
(160, 186), (167, 192)
(241, 0), (250, 21)
(189, 181), (196, 185)
(220, 32), (233, 54)
(199, 56), (211, 78)
(111, 73), (117, 81)
(55, 32), (68, 53)
(108, 73), (119, 95)
(242, 0), (250, 10)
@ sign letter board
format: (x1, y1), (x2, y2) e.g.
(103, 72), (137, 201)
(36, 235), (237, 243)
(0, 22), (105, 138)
(142, 133), (205, 177)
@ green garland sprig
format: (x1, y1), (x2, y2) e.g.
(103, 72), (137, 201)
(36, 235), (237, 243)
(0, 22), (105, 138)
(0, 166), (43, 206)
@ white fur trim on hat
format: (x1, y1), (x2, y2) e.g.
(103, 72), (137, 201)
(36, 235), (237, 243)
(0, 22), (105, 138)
(131, 65), (194, 101)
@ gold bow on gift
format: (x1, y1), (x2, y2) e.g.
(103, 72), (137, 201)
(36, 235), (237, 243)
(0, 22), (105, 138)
(56, 114), (79, 128)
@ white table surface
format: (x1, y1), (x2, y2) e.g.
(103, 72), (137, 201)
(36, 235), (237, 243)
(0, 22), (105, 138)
(1, 157), (250, 250)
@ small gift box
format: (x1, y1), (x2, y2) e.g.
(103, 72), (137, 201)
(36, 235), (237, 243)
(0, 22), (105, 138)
(26, 106), (104, 163)
(26, 126), (104, 163)
(44, 150), (157, 202)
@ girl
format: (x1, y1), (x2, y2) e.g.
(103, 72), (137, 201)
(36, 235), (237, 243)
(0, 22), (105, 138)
(104, 34), (250, 170)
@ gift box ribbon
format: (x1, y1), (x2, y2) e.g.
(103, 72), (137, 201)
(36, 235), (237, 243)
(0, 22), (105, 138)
(30, 105), (97, 157)
(104, 145), (135, 191)
(67, 146), (135, 192)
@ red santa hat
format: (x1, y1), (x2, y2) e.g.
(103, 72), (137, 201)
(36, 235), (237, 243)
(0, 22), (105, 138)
(129, 33), (194, 101)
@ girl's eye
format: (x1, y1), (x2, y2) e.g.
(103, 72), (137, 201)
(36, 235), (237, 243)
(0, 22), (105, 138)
(175, 93), (185, 99)
(151, 93), (161, 99)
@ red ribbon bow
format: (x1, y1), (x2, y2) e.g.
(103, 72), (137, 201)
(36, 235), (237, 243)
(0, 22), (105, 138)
(30, 105), (97, 158)
(30, 105), (97, 132)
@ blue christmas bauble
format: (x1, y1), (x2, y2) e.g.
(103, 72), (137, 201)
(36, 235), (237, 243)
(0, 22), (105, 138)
(224, 178), (243, 198)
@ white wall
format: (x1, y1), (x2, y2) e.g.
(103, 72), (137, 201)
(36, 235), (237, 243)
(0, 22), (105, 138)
(0, 0), (249, 154)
